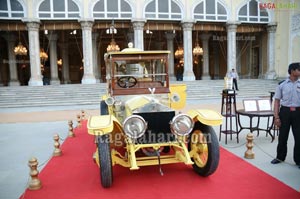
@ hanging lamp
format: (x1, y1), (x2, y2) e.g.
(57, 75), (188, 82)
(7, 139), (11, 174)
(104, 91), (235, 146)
(107, 20), (120, 52)
(14, 31), (27, 56)
(174, 31), (184, 59)
(193, 31), (203, 56)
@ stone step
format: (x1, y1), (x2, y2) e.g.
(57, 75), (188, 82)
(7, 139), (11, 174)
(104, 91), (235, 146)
(0, 79), (280, 108)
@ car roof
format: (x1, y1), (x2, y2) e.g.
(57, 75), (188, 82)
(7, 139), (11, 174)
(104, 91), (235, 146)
(106, 50), (170, 55)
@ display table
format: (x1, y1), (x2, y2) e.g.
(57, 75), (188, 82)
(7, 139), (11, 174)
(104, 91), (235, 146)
(236, 109), (275, 142)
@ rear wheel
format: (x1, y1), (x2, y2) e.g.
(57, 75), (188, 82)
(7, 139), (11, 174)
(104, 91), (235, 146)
(189, 122), (220, 176)
(97, 134), (113, 188)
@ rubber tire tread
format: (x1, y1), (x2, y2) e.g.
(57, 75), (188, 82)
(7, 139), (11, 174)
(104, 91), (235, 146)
(97, 134), (113, 188)
(189, 122), (220, 176)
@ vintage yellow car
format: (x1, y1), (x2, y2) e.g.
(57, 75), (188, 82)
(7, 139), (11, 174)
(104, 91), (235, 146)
(88, 45), (223, 188)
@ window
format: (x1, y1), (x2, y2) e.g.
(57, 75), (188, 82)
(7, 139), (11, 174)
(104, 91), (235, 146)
(193, 0), (228, 22)
(38, 0), (80, 19)
(145, 0), (182, 20)
(0, 0), (24, 19)
(238, 0), (269, 23)
(93, 0), (132, 19)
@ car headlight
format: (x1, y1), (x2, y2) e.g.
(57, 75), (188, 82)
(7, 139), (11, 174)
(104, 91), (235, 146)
(123, 115), (147, 139)
(105, 97), (115, 106)
(170, 114), (194, 136)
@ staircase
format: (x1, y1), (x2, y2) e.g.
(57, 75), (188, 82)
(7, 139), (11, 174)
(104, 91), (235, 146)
(178, 79), (279, 100)
(0, 79), (279, 108)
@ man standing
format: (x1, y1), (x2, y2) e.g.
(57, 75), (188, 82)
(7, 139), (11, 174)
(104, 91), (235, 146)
(271, 62), (300, 168)
(228, 68), (239, 90)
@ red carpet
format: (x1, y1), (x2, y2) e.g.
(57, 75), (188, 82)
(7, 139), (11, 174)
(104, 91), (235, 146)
(21, 121), (300, 199)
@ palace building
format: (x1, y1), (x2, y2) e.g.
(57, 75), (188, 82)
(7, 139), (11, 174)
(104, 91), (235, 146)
(0, 0), (299, 86)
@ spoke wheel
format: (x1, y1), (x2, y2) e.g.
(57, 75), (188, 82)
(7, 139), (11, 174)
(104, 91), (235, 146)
(189, 122), (220, 176)
(97, 134), (113, 188)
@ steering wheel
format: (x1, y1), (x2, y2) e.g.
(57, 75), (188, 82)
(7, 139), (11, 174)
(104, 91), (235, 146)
(117, 76), (137, 88)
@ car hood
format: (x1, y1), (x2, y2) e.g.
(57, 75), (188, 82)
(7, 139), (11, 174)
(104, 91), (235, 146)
(133, 102), (173, 113)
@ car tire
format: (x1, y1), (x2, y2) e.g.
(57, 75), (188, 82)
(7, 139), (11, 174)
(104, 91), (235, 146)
(97, 134), (113, 188)
(188, 122), (220, 176)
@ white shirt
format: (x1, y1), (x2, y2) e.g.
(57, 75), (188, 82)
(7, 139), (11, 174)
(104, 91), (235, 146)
(228, 71), (238, 79)
(274, 78), (300, 107)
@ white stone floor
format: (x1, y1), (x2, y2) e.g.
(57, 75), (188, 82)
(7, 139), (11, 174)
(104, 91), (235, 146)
(0, 99), (299, 199)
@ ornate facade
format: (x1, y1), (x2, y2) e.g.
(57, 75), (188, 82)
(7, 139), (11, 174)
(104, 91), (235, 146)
(0, 0), (299, 86)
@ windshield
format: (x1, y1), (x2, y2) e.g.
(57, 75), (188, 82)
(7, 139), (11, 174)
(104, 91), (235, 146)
(105, 51), (170, 96)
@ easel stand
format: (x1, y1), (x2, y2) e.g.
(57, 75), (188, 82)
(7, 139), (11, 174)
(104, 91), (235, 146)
(219, 89), (239, 144)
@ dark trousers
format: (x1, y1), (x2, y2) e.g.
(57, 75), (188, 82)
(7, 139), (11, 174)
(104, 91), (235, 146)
(277, 106), (300, 164)
(232, 78), (238, 90)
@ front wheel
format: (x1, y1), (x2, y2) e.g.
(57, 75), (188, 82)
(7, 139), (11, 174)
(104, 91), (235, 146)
(188, 122), (220, 176)
(97, 134), (113, 188)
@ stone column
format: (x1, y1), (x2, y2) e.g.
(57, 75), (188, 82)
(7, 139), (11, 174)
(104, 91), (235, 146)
(200, 34), (211, 80)
(226, 22), (239, 74)
(79, 19), (96, 84)
(131, 19), (146, 50)
(165, 32), (176, 81)
(246, 42), (252, 77)
(4, 34), (20, 86)
(265, 23), (277, 79)
(92, 32), (100, 83)
(23, 19), (43, 86)
(59, 32), (70, 84)
(212, 42), (220, 79)
(61, 42), (70, 84)
(236, 41), (240, 73)
(181, 21), (195, 81)
(47, 32), (60, 85)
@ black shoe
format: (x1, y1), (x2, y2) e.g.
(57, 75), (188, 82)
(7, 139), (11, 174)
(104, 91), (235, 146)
(271, 159), (282, 164)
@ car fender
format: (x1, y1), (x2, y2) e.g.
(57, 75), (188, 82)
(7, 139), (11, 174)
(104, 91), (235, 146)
(187, 109), (223, 126)
(169, 84), (186, 110)
(87, 115), (123, 136)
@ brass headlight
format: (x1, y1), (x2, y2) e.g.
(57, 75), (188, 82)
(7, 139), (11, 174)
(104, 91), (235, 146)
(105, 97), (115, 106)
(170, 114), (194, 136)
(123, 115), (147, 139)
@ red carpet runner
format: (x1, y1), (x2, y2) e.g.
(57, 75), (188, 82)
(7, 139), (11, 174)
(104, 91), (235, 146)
(21, 121), (300, 199)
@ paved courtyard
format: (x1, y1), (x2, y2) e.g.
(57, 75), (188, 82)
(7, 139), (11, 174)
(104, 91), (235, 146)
(0, 99), (299, 198)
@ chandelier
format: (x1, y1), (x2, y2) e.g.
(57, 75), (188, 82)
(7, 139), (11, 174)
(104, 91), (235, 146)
(107, 38), (120, 52)
(193, 31), (203, 56)
(14, 42), (28, 55)
(174, 31), (184, 59)
(107, 20), (120, 53)
(14, 31), (27, 56)
(40, 48), (48, 62)
(57, 58), (62, 66)
(174, 46), (184, 59)
(193, 43), (203, 56)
